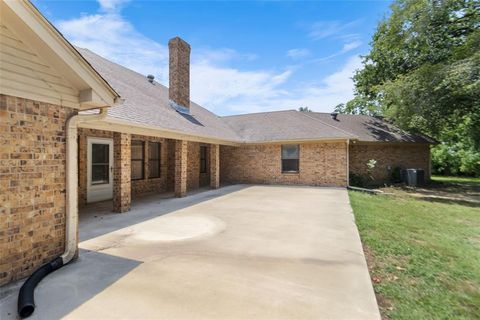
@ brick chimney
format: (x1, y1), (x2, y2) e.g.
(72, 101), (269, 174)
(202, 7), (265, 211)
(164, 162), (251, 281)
(169, 37), (191, 114)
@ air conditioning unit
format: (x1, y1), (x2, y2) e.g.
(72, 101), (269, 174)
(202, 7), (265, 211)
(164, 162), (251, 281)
(405, 169), (425, 187)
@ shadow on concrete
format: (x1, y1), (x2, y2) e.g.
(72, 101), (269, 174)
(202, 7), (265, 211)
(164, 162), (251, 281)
(79, 184), (250, 242)
(0, 249), (140, 320)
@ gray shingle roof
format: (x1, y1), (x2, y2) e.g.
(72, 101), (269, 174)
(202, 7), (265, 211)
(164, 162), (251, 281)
(307, 112), (435, 143)
(77, 48), (433, 145)
(77, 48), (241, 142)
(222, 110), (355, 143)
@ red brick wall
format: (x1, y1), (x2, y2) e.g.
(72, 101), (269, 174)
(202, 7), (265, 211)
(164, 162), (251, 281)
(0, 94), (75, 286)
(220, 142), (348, 187)
(349, 143), (431, 182)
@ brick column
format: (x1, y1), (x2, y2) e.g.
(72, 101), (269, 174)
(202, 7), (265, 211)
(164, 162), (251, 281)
(113, 132), (131, 212)
(210, 144), (220, 189)
(175, 140), (188, 197)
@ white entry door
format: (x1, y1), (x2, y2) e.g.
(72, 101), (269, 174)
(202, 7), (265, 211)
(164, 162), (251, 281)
(87, 138), (114, 203)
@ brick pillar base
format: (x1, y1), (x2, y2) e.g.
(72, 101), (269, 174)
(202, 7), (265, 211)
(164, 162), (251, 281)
(113, 132), (131, 212)
(210, 144), (220, 189)
(175, 140), (187, 197)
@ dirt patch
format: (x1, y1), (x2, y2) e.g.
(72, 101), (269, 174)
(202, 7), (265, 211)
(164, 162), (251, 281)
(380, 180), (480, 206)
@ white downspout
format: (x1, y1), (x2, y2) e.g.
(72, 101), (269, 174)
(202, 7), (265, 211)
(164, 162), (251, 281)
(62, 108), (108, 264)
(346, 139), (350, 187)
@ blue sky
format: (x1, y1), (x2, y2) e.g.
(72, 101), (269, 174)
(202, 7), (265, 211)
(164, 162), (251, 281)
(34, 0), (392, 116)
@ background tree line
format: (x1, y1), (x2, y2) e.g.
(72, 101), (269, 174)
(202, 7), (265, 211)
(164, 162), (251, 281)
(336, 0), (479, 176)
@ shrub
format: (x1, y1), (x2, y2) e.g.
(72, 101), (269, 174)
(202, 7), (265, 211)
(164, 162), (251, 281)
(366, 159), (377, 181)
(349, 172), (366, 187)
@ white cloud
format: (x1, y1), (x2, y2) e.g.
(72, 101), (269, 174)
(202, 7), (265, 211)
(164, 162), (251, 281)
(303, 20), (363, 63)
(308, 20), (361, 40)
(98, 0), (130, 12)
(304, 55), (362, 101)
(191, 64), (292, 111)
(286, 48), (311, 59)
(58, 12), (169, 83)
(307, 39), (361, 64)
(221, 55), (363, 114)
(56, 1), (361, 115)
(194, 48), (257, 65)
(341, 40), (362, 53)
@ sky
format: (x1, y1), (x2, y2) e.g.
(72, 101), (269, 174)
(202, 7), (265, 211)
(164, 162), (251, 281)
(33, 0), (393, 116)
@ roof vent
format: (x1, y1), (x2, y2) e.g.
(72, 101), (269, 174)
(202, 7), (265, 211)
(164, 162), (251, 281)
(147, 74), (155, 83)
(330, 112), (338, 121)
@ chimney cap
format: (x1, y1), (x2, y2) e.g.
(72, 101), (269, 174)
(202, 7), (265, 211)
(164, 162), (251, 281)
(147, 74), (155, 83)
(330, 112), (339, 120)
(168, 36), (191, 50)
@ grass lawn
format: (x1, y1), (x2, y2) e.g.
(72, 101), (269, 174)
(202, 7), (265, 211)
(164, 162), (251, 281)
(350, 178), (480, 319)
(432, 175), (480, 186)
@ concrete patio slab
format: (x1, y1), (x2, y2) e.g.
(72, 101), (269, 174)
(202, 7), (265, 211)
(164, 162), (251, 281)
(0, 185), (380, 320)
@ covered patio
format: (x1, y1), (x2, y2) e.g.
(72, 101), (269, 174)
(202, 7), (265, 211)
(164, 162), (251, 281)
(77, 125), (223, 213)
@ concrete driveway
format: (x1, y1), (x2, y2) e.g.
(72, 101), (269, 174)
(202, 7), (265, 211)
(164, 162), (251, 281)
(0, 185), (380, 320)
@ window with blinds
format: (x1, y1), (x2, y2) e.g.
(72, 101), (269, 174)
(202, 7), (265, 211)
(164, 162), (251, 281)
(149, 142), (161, 178)
(131, 141), (144, 180)
(200, 146), (207, 173)
(281, 144), (299, 173)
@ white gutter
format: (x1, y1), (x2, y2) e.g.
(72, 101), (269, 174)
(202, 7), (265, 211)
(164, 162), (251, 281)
(62, 108), (108, 264)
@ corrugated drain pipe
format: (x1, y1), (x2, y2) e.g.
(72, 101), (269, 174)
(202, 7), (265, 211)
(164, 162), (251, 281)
(17, 108), (108, 318)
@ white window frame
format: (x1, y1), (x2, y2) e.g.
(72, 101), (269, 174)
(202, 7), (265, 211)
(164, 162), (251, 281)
(87, 137), (114, 203)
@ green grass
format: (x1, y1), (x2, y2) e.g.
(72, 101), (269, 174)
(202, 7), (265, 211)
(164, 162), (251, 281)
(432, 175), (480, 186)
(350, 190), (480, 319)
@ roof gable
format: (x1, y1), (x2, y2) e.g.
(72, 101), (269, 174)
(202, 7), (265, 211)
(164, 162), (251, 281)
(0, 0), (119, 109)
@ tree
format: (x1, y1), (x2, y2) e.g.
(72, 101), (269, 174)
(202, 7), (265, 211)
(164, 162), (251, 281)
(333, 103), (346, 114)
(298, 107), (312, 112)
(347, 0), (480, 176)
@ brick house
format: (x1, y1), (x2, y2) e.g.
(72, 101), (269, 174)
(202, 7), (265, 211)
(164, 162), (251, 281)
(0, 0), (434, 286)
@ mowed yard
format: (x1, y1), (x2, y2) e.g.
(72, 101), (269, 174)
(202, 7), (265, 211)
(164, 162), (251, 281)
(350, 176), (480, 319)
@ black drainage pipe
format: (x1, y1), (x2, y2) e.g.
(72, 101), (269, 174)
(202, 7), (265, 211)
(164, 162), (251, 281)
(17, 257), (64, 318)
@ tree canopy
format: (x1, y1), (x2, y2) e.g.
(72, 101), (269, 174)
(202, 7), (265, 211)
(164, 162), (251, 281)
(298, 106), (313, 112)
(344, 0), (480, 176)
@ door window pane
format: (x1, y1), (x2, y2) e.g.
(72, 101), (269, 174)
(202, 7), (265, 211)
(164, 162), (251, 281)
(92, 164), (109, 184)
(92, 144), (109, 163)
(91, 143), (110, 184)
